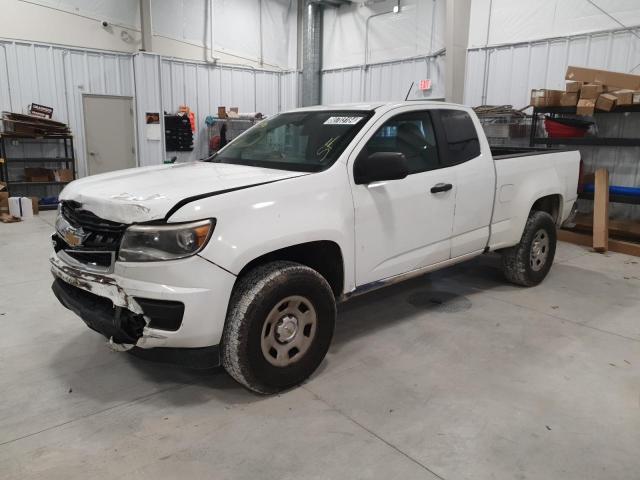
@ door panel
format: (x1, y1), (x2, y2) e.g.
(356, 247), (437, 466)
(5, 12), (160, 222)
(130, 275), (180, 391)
(350, 109), (456, 286)
(450, 153), (494, 257)
(83, 96), (136, 176)
(431, 108), (494, 258)
(353, 169), (455, 285)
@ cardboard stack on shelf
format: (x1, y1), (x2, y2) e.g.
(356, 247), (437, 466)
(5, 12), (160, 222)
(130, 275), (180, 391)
(530, 66), (640, 115)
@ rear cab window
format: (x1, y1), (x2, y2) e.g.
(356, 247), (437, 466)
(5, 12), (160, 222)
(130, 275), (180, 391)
(431, 109), (481, 166)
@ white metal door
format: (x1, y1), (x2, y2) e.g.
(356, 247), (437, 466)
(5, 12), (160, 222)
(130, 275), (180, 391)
(350, 109), (455, 286)
(83, 95), (136, 176)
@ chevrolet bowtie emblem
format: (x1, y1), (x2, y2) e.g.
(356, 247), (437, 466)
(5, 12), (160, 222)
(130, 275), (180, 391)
(56, 215), (87, 247)
(63, 228), (85, 247)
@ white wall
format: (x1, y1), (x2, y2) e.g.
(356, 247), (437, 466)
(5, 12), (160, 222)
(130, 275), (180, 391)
(322, 55), (445, 104)
(160, 58), (298, 162)
(321, 0), (445, 104)
(464, 0), (640, 107)
(211, 0), (297, 69)
(323, 0), (445, 70)
(0, 1), (299, 178)
(469, 0), (640, 48)
(0, 39), (135, 178)
(0, 0), (298, 68)
(0, 0), (143, 53)
(0, 39), (298, 175)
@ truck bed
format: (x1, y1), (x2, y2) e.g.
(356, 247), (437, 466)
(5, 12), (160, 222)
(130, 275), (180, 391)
(490, 146), (571, 160)
(488, 147), (581, 251)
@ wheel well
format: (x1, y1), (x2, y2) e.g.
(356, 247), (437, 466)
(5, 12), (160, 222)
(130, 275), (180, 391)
(237, 241), (344, 298)
(531, 194), (561, 224)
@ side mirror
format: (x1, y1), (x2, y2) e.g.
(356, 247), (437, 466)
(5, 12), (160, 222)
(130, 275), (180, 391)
(353, 152), (409, 185)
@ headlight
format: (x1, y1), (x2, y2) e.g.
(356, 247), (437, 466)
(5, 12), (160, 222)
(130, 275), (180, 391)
(118, 219), (214, 262)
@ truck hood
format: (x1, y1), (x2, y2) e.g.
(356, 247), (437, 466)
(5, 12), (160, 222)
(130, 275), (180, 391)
(60, 162), (305, 224)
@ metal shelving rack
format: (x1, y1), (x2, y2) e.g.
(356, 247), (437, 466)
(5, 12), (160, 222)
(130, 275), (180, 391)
(529, 105), (640, 205)
(0, 133), (76, 210)
(529, 105), (640, 147)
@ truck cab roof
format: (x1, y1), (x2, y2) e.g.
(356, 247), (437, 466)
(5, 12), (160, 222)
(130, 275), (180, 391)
(288, 101), (468, 114)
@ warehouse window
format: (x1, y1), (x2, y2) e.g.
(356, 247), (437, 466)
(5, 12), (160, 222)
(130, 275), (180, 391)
(436, 110), (481, 165)
(363, 111), (439, 175)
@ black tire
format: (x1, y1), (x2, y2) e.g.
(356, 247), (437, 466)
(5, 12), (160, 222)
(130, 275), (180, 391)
(501, 211), (557, 287)
(221, 261), (336, 394)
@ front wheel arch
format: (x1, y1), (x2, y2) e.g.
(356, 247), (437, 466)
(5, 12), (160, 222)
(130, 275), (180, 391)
(235, 241), (345, 298)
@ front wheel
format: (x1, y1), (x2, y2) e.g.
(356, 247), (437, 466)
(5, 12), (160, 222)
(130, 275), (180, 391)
(501, 211), (557, 287)
(222, 261), (336, 394)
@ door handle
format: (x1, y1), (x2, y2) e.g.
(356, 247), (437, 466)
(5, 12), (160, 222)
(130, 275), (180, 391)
(430, 183), (453, 194)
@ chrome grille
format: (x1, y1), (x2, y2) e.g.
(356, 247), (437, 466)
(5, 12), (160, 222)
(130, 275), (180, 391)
(61, 201), (127, 250)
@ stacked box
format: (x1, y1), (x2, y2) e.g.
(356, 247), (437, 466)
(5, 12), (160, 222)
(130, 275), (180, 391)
(560, 92), (578, 106)
(530, 89), (563, 107)
(595, 93), (617, 111)
(566, 81), (582, 93)
(580, 83), (604, 100)
(576, 99), (595, 116)
(611, 89), (634, 106)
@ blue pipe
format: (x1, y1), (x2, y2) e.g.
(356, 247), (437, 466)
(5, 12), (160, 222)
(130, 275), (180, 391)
(583, 184), (640, 197)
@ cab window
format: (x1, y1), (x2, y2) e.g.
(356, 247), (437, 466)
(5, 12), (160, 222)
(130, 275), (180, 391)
(361, 111), (439, 175)
(435, 109), (481, 165)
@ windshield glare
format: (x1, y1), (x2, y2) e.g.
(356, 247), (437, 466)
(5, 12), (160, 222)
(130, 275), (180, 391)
(211, 110), (372, 172)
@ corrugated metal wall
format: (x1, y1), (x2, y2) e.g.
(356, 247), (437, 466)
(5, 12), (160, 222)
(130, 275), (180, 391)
(0, 40), (134, 178)
(321, 55), (445, 105)
(464, 27), (640, 108)
(159, 59), (293, 162)
(280, 71), (301, 112)
(464, 26), (640, 220)
(0, 40), (298, 176)
(133, 53), (164, 168)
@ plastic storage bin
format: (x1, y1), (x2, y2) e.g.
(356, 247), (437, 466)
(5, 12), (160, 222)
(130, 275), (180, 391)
(8, 197), (33, 218)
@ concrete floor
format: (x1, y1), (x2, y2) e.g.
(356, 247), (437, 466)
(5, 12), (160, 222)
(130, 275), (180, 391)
(1, 211), (639, 480)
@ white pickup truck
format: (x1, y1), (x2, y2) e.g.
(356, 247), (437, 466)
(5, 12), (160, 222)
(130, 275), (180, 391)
(51, 102), (580, 393)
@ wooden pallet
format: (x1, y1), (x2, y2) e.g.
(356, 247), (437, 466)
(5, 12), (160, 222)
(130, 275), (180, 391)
(558, 229), (640, 256)
(559, 168), (640, 257)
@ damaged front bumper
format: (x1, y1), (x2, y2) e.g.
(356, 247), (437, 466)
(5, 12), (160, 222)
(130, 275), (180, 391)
(50, 251), (237, 361)
(52, 277), (146, 345)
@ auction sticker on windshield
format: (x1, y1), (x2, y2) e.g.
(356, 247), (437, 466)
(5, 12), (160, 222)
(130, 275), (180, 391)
(324, 116), (364, 125)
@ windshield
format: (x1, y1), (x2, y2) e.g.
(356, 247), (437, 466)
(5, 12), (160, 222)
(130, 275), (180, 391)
(208, 110), (373, 172)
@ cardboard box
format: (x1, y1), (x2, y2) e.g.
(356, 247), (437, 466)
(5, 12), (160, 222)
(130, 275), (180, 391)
(595, 93), (617, 111)
(0, 182), (7, 214)
(633, 92), (640, 104)
(566, 66), (640, 90)
(0, 192), (8, 215)
(530, 89), (563, 107)
(53, 169), (74, 183)
(560, 92), (579, 106)
(566, 81), (582, 93)
(30, 197), (39, 215)
(612, 89), (634, 106)
(217, 106), (227, 118)
(580, 83), (604, 100)
(24, 167), (54, 182)
(576, 99), (595, 116)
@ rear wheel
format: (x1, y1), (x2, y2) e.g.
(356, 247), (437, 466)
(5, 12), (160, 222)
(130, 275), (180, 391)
(222, 261), (336, 394)
(501, 211), (557, 287)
